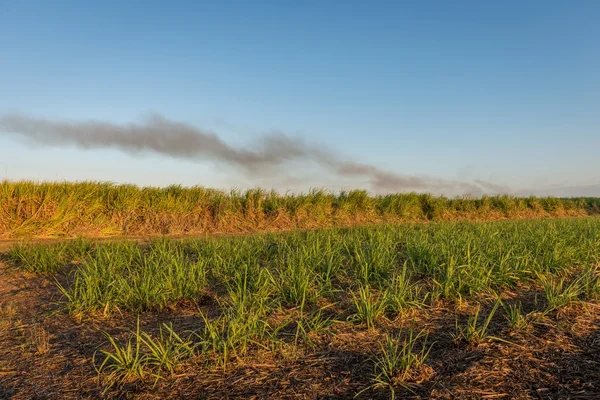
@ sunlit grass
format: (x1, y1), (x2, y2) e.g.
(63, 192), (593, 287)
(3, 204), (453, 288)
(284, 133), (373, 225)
(2, 180), (597, 238)
(7, 216), (600, 394)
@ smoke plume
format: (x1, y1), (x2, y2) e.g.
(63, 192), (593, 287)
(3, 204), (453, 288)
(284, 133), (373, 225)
(0, 113), (507, 195)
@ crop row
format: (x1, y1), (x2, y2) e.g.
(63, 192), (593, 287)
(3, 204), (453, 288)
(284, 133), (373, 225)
(2, 180), (599, 237)
(7, 217), (600, 394)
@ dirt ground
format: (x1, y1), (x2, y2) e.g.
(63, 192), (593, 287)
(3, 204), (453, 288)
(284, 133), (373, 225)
(0, 258), (599, 399)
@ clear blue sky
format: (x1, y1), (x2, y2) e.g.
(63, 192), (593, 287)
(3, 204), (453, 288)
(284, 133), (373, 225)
(1, 1), (599, 195)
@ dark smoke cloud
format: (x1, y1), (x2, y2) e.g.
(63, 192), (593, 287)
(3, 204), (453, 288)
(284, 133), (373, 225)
(0, 113), (508, 195)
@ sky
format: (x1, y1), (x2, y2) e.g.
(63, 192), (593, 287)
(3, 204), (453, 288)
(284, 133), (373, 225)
(1, 1), (599, 196)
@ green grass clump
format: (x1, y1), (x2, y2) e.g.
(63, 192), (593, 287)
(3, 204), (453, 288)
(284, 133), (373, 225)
(61, 240), (208, 315)
(539, 274), (583, 313)
(96, 320), (196, 391)
(582, 265), (600, 300)
(362, 327), (431, 399)
(7, 238), (94, 273)
(8, 242), (69, 273)
(96, 322), (147, 390)
(384, 262), (425, 316)
(139, 323), (197, 377)
(453, 300), (501, 347)
(503, 302), (533, 332)
(199, 303), (271, 369)
(349, 285), (387, 330)
(293, 307), (334, 349)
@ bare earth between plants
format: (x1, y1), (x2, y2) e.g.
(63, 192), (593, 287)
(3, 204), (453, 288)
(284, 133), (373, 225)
(1, 216), (600, 399)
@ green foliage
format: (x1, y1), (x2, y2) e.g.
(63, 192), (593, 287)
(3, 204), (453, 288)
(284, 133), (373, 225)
(8, 217), (600, 321)
(539, 274), (583, 313)
(273, 248), (318, 307)
(8, 242), (70, 273)
(60, 240), (208, 314)
(582, 264), (600, 300)
(96, 320), (196, 391)
(96, 321), (148, 390)
(503, 302), (532, 331)
(6, 215), (600, 395)
(1, 180), (596, 238)
(384, 262), (425, 315)
(199, 304), (270, 369)
(361, 327), (431, 399)
(138, 323), (197, 377)
(453, 300), (501, 346)
(349, 285), (387, 330)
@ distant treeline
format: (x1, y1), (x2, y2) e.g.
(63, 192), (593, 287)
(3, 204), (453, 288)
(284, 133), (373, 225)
(1, 180), (599, 238)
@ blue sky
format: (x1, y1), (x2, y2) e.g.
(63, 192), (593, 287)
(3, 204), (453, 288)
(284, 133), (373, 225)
(1, 1), (599, 195)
